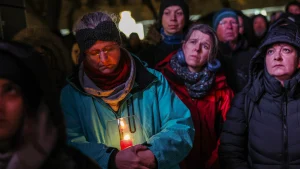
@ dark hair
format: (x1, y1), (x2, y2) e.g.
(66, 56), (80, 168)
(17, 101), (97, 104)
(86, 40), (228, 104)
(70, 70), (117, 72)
(285, 1), (300, 13)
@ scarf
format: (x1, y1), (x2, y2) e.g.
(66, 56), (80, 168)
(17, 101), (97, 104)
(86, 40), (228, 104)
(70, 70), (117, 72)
(160, 28), (184, 45)
(83, 49), (131, 90)
(170, 54), (216, 98)
(80, 49), (136, 111)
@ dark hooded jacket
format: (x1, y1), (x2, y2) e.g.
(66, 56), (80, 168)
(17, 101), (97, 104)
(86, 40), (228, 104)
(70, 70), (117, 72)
(219, 17), (300, 169)
(218, 35), (257, 93)
(0, 41), (101, 169)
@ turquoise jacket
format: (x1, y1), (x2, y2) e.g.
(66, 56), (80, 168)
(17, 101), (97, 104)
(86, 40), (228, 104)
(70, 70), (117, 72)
(60, 57), (195, 169)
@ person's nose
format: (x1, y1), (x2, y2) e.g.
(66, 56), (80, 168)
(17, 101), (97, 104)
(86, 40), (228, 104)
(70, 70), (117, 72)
(274, 50), (283, 61)
(170, 13), (176, 21)
(98, 51), (108, 64)
(194, 44), (201, 53)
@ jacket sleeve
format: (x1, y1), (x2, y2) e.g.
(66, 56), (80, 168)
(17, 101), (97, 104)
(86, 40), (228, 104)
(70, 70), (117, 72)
(219, 92), (249, 169)
(147, 71), (195, 169)
(60, 86), (117, 169)
(206, 87), (235, 168)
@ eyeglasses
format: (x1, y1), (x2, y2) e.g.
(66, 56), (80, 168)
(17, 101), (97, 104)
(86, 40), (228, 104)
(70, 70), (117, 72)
(219, 20), (238, 27)
(85, 44), (119, 59)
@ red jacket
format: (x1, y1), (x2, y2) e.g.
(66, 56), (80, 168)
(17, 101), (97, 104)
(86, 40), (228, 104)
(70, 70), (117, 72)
(156, 51), (234, 169)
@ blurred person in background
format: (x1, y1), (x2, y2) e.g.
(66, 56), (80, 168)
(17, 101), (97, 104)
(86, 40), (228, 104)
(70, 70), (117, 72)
(139, 0), (191, 69)
(126, 33), (144, 55)
(213, 8), (256, 93)
(285, 1), (300, 15)
(0, 41), (101, 169)
(252, 14), (269, 47)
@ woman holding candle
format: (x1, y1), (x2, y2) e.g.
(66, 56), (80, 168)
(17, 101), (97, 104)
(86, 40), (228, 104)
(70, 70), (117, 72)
(60, 11), (194, 169)
(156, 24), (234, 169)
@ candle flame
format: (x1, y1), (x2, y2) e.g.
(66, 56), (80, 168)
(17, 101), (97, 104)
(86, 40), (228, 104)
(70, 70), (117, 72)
(120, 120), (125, 127)
(124, 134), (131, 140)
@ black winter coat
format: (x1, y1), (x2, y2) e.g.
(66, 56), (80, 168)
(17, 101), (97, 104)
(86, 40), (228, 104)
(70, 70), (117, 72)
(220, 69), (300, 169)
(219, 18), (300, 168)
(219, 36), (257, 93)
(138, 41), (181, 69)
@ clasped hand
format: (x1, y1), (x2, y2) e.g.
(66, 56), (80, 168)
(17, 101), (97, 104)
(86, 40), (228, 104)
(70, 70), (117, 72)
(115, 144), (157, 169)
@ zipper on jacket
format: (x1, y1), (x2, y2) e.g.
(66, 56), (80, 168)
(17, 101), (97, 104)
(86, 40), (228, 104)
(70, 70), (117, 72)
(282, 89), (288, 168)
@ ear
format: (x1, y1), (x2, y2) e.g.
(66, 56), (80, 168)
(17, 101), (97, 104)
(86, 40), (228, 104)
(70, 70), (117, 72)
(182, 41), (186, 49)
(297, 57), (300, 69)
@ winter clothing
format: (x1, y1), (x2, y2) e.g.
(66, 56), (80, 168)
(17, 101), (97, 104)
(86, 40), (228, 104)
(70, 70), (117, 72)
(156, 51), (234, 169)
(212, 9), (238, 30)
(83, 49), (131, 91)
(79, 49), (136, 111)
(219, 17), (300, 169)
(251, 14), (269, 47)
(76, 20), (121, 58)
(160, 28), (184, 45)
(13, 28), (73, 91)
(138, 0), (190, 69)
(158, 0), (190, 31)
(60, 48), (195, 169)
(138, 24), (183, 69)
(169, 53), (218, 98)
(218, 35), (257, 93)
(0, 41), (101, 169)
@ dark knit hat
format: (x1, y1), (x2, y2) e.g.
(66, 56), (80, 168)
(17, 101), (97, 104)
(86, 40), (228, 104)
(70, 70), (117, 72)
(0, 41), (42, 111)
(212, 8), (238, 30)
(158, 0), (190, 28)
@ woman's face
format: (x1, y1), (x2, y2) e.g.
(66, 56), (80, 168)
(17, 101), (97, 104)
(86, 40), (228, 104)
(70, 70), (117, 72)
(182, 30), (212, 73)
(265, 43), (300, 82)
(162, 5), (185, 35)
(0, 79), (24, 142)
(85, 40), (121, 74)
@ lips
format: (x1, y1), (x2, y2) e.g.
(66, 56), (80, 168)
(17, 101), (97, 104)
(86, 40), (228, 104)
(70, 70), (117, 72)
(168, 25), (178, 29)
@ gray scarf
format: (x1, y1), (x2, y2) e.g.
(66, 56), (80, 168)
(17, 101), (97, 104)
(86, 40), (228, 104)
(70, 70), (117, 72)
(170, 55), (216, 98)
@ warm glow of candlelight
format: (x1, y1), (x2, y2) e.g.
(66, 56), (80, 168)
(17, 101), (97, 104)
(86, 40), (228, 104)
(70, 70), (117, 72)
(124, 134), (131, 140)
(120, 120), (125, 127)
(119, 119), (125, 130)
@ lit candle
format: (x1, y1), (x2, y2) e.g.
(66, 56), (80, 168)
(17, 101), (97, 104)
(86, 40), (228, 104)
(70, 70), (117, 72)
(119, 119), (125, 130)
(120, 134), (133, 150)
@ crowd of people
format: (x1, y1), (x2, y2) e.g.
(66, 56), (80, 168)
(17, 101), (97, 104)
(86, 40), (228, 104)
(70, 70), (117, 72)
(1, 0), (300, 169)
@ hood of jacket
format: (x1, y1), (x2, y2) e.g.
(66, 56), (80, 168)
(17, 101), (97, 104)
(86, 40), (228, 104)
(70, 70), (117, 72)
(246, 17), (300, 101)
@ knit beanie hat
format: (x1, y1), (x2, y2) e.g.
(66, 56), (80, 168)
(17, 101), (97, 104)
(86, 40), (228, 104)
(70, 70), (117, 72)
(212, 8), (238, 30)
(75, 12), (121, 62)
(158, 0), (190, 28)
